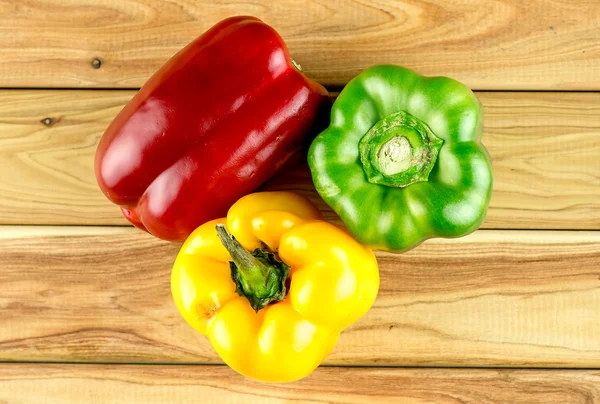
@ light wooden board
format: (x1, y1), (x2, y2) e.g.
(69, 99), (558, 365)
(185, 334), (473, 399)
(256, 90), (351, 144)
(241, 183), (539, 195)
(0, 90), (599, 229)
(0, 0), (598, 89)
(0, 90), (132, 225)
(0, 365), (599, 404)
(1, 226), (599, 367)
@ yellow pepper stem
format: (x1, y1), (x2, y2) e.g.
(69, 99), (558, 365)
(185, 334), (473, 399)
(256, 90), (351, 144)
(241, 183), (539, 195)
(216, 224), (290, 312)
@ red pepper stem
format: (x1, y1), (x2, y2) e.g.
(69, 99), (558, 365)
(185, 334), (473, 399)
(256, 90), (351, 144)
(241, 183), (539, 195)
(216, 224), (289, 312)
(291, 58), (303, 73)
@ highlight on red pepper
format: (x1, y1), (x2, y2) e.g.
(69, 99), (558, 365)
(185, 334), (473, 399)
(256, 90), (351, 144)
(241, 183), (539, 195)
(171, 191), (380, 382)
(95, 16), (330, 241)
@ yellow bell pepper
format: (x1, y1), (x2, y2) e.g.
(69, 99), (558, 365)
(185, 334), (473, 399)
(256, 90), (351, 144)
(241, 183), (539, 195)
(171, 191), (379, 382)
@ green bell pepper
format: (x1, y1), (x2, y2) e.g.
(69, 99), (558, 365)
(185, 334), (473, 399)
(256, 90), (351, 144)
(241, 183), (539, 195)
(308, 65), (493, 252)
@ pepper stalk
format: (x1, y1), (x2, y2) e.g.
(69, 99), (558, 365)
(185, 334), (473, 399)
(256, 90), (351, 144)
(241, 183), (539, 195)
(359, 110), (443, 188)
(216, 224), (289, 312)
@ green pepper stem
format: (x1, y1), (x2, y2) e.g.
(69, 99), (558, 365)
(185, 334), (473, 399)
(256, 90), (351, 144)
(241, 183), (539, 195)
(291, 58), (303, 73)
(216, 224), (289, 312)
(359, 110), (443, 188)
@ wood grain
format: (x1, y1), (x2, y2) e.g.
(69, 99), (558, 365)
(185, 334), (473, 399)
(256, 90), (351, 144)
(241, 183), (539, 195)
(0, 90), (132, 225)
(475, 92), (600, 230)
(1, 226), (599, 367)
(0, 90), (599, 229)
(1, 365), (600, 404)
(0, 0), (598, 89)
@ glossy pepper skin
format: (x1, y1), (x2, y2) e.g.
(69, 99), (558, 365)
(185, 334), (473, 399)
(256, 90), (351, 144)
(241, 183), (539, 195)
(308, 65), (493, 252)
(95, 16), (329, 241)
(171, 191), (379, 382)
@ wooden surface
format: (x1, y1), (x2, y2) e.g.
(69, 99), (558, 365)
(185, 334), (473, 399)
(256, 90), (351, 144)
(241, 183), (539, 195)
(2, 226), (599, 367)
(1, 365), (599, 404)
(1, 0), (599, 401)
(0, 0), (599, 89)
(1, 90), (599, 229)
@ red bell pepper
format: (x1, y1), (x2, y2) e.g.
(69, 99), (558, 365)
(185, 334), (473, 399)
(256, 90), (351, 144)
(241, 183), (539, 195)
(95, 16), (329, 241)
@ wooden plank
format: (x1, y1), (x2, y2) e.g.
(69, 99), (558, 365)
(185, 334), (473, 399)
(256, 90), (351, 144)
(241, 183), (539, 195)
(1, 90), (599, 229)
(0, 90), (132, 225)
(474, 92), (600, 230)
(1, 226), (599, 367)
(1, 365), (599, 404)
(0, 0), (598, 89)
